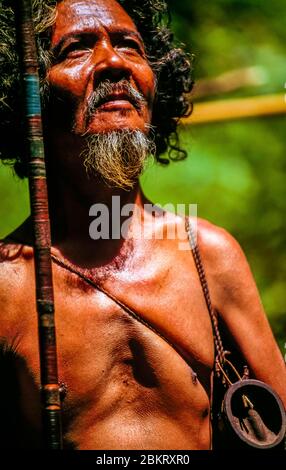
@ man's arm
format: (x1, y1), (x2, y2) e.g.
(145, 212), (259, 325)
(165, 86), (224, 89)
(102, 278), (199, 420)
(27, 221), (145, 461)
(197, 219), (286, 406)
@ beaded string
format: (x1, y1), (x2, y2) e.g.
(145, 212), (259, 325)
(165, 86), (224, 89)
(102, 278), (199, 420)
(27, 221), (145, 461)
(185, 218), (226, 370)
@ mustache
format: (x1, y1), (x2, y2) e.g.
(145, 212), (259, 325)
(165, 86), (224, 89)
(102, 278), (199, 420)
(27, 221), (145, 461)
(87, 79), (146, 116)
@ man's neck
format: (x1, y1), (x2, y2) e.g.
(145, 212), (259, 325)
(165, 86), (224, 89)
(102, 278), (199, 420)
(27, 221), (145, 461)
(48, 172), (144, 267)
(11, 175), (146, 269)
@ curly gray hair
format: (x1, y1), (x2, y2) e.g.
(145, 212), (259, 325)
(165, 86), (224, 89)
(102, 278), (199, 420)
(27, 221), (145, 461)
(0, 0), (194, 178)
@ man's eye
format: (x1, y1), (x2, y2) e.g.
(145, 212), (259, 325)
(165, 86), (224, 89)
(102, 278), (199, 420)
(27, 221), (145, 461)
(117, 40), (143, 54)
(60, 43), (90, 59)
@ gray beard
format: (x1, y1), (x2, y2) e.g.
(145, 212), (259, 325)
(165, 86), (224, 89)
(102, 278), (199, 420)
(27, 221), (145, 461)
(80, 130), (155, 190)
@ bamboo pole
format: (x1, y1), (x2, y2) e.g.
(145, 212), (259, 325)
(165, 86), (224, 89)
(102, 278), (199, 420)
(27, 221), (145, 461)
(182, 93), (286, 125)
(192, 66), (267, 100)
(14, 0), (62, 449)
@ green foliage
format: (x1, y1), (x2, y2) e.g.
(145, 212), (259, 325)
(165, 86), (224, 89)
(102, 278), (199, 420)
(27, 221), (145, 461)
(168, 0), (286, 80)
(0, 164), (29, 237)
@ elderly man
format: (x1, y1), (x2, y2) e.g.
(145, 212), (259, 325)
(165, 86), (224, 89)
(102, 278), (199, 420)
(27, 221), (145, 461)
(0, 0), (285, 450)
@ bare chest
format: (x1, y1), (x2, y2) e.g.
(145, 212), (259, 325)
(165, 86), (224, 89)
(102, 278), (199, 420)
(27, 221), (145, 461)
(1, 249), (214, 448)
(14, 268), (214, 386)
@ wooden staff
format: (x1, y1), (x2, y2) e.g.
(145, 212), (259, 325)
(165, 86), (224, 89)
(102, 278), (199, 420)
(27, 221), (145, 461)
(14, 0), (63, 449)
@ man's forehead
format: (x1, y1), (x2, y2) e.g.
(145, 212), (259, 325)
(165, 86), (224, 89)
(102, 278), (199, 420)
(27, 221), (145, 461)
(67, 0), (116, 16)
(56, 0), (136, 30)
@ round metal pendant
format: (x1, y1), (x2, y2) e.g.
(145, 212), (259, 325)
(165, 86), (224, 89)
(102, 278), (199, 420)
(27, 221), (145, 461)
(222, 379), (286, 449)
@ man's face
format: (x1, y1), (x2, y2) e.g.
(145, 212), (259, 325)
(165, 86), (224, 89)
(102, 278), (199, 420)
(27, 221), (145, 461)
(47, 0), (156, 136)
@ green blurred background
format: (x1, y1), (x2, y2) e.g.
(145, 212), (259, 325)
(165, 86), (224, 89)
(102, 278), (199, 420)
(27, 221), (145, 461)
(0, 0), (285, 351)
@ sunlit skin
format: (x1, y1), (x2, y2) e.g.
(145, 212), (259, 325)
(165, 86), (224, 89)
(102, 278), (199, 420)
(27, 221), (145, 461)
(47, 0), (155, 136)
(0, 0), (286, 450)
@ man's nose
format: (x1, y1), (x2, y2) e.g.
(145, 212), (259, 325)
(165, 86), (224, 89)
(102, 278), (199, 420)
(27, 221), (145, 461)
(91, 39), (132, 84)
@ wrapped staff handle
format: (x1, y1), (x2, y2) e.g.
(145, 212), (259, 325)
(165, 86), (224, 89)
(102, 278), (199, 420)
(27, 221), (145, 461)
(14, 0), (63, 449)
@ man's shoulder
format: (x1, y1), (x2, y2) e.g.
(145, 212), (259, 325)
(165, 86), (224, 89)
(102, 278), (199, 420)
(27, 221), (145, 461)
(194, 217), (256, 309)
(0, 237), (32, 261)
(0, 239), (20, 268)
(150, 208), (246, 271)
(0, 238), (33, 292)
(193, 217), (252, 284)
(196, 217), (244, 260)
(0, 238), (34, 333)
(0, 219), (33, 268)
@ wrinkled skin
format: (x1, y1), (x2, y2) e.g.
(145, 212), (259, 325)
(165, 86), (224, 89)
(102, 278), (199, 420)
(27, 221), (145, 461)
(0, 0), (285, 450)
(46, 0), (155, 145)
